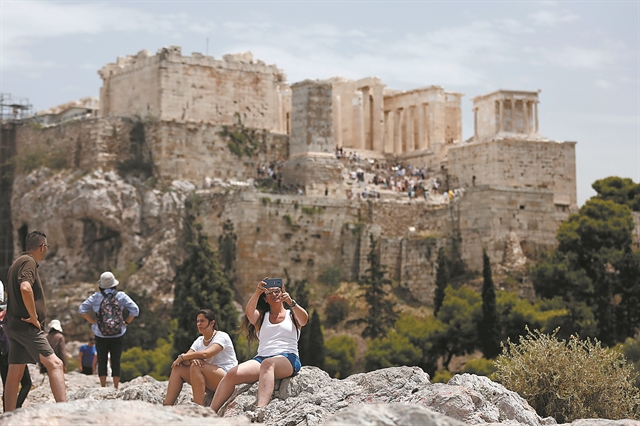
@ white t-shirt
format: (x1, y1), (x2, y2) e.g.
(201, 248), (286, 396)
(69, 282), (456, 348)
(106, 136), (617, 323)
(190, 331), (238, 372)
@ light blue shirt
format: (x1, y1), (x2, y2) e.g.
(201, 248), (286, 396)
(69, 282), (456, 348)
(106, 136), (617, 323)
(78, 288), (139, 338)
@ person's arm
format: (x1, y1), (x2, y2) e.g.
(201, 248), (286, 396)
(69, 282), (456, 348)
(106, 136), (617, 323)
(79, 294), (97, 324)
(119, 293), (139, 326)
(81, 313), (95, 325)
(246, 279), (267, 325)
(282, 286), (309, 327)
(60, 336), (68, 372)
(92, 350), (97, 374)
(19, 281), (40, 329)
(170, 348), (196, 369)
(78, 350), (83, 372)
(183, 343), (224, 363)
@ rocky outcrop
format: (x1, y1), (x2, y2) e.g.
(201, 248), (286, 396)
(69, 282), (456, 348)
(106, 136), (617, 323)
(4, 367), (639, 426)
(10, 168), (193, 336)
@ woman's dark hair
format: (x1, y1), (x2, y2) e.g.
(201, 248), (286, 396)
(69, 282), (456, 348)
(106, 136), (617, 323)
(240, 293), (300, 344)
(197, 309), (219, 331)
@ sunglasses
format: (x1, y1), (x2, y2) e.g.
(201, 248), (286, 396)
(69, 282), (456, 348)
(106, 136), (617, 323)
(265, 289), (282, 295)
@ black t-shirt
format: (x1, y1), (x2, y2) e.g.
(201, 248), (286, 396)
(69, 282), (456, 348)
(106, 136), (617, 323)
(6, 253), (46, 330)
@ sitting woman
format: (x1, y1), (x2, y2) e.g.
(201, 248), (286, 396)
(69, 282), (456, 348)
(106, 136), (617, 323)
(164, 309), (238, 406)
(210, 278), (308, 412)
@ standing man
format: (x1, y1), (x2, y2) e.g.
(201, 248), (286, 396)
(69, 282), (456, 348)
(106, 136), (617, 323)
(4, 231), (66, 411)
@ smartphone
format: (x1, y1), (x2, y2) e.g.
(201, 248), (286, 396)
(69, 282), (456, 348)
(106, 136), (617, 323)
(264, 278), (283, 288)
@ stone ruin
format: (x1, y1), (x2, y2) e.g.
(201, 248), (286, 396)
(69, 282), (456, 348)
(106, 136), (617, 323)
(1, 46), (578, 309)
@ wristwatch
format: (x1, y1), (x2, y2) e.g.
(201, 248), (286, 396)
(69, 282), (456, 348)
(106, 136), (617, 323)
(290, 299), (298, 307)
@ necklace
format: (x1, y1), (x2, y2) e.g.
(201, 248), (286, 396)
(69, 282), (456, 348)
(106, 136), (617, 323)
(203, 331), (217, 345)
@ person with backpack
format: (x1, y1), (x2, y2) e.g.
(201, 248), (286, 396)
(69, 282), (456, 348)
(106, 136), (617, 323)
(210, 278), (308, 413)
(78, 271), (138, 389)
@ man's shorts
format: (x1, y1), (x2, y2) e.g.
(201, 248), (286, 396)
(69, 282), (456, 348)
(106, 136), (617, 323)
(6, 323), (54, 364)
(253, 352), (301, 376)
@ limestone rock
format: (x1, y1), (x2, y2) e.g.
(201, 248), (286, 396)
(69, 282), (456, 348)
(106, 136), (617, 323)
(218, 366), (552, 426)
(326, 403), (468, 426)
(0, 400), (249, 426)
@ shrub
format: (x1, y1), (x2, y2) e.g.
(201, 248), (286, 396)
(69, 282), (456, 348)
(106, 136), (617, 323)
(325, 295), (349, 326)
(494, 328), (640, 422)
(325, 335), (356, 378)
(319, 266), (341, 289)
(621, 334), (640, 387)
(364, 331), (421, 371)
(461, 357), (497, 377)
(120, 337), (173, 382)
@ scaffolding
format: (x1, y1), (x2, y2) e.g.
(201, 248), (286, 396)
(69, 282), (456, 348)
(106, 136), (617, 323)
(0, 93), (33, 122)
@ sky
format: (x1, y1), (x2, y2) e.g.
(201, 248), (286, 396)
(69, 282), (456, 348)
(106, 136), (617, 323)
(1, 0), (638, 205)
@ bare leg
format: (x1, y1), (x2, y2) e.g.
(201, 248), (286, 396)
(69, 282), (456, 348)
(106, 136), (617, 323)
(210, 360), (260, 412)
(256, 357), (293, 407)
(113, 377), (120, 390)
(99, 376), (107, 387)
(4, 364), (26, 412)
(163, 365), (191, 406)
(40, 353), (66, 402)
(190, 363), (226, 405)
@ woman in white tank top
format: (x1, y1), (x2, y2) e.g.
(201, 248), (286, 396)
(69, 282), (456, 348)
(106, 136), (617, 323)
(210, 278), (309, 413)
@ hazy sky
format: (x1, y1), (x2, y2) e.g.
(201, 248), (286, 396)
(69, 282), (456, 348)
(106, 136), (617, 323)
(2, 1), (638, 205)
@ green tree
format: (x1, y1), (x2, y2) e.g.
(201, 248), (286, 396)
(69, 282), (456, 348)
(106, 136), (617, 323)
(122, 289), (170, 351)
(592, 176), (640, 211)
(120, 336), (173, 382)
(532, 197), (636, 344)
(305, 310), (325, 369)
(325, 335), (356, 378)
(433, 247), (449, 315)
(355, 234), (397, 339)
(394, 313), (444, 376)
(289, 278), (311, 363)
(364, 331), (422, 371)
(479, 250), (500, 358)
(435, 286), (482, 369)
(172, 223), (238, 356)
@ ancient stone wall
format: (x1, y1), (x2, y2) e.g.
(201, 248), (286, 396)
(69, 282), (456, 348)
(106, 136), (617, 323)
(447, 139), (577, 210)
(458, 185), (561, 270)
(13, 118), (134, 172)
(99, 47), (290, 133)
(144, 120), (288, 184)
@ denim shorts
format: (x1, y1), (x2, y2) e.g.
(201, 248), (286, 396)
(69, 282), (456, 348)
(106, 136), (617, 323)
(253, 352), (301, 376)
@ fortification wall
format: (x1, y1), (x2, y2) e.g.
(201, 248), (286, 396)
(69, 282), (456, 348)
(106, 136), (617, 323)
(13, 118), (134, 172)
(193, 191), (457, 304)
(12, 118), (289, 186)
(448, 139), (577, 210)
(458, 185), (561, 270)
(99, 47), (290, 132)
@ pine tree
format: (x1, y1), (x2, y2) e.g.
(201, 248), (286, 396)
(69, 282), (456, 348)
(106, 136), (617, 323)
(172, 223), (238, 356)
(357, 234), (397, 339)
(305, 310), (325, 369)
(479, 250), (500, 358)
(434, 247), (449, 315)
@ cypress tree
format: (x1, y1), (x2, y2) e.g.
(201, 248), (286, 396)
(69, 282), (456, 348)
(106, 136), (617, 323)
(479, 250), (500, 358)
(434, 247), (449, 315)
(172, 223), (238, 356)
(290, 279), (311, 363)
(305, 310), (325, 369)
(356, 234), (397, 339)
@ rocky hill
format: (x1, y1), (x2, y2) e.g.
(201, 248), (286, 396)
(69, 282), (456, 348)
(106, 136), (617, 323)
(2, 365), (638, 426)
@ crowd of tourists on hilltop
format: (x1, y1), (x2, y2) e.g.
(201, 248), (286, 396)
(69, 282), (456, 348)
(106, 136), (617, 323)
(0, 230), (307, 414)
(336, 146), (465, 203)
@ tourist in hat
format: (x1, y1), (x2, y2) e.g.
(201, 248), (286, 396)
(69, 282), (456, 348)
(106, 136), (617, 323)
(40, 319), (67, 374)
(78, 271), (139, 389)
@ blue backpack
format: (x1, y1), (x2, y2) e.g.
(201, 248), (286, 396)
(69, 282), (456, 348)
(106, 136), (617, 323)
(97, 290), (124, 336)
